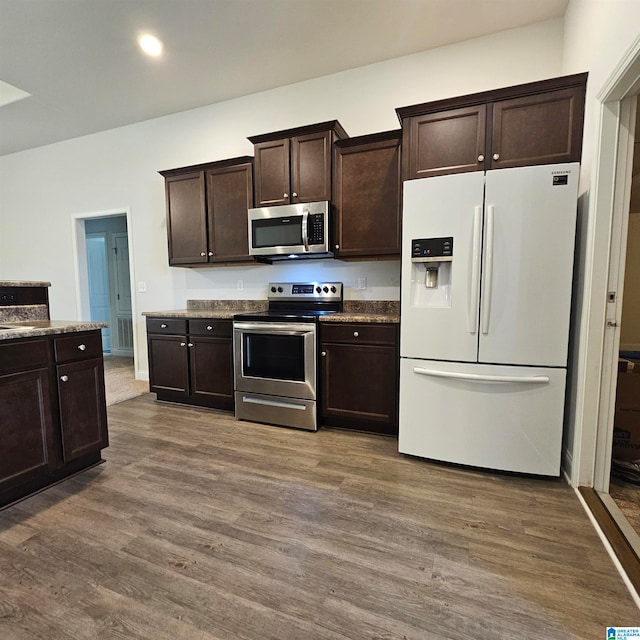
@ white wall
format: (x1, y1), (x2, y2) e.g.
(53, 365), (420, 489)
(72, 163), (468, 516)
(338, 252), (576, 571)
(562, 0), (640, 485)
(0, 19), (564, 378)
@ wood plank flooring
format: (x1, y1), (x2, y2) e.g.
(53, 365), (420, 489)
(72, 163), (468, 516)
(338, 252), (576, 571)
(0, 393), (638, 639)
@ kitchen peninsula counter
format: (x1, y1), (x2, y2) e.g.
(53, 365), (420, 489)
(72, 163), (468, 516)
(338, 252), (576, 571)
(0, 320), (107, 341)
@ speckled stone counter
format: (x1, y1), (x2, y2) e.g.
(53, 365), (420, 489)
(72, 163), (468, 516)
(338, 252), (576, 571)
(0, 280), (51, 287)
(0, 304), (49, 322)
(320, 300), (400, 324)
(143, 300), (268, 320)
(143, 299), (399, 323)
(0, 320), (107, 341)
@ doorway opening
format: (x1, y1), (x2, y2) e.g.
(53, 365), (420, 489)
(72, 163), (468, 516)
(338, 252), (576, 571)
(583, 36), (640, 598)
(72, 208), (139, 382)
(84, 215), (133, 356)
(607, 97), (640, 541)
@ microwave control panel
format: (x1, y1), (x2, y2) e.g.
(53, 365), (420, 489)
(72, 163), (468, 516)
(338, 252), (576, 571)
(308, 213), (325, 244)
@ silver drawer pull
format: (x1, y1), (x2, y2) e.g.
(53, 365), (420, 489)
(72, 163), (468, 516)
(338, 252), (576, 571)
(60, 375), (69, 383)
(188, 342), (194, 347)
(206, 325), (213, 331)
(493, 153), (500, 160)
(200, 252), (206, 257)
(477, 154), (484, 162)
(321, 351), (327, 357)
(353, 331), (359, 337)
(161, 323), (167, 328)
(78, 344), (86, 351)
(180, 342), (186, 347)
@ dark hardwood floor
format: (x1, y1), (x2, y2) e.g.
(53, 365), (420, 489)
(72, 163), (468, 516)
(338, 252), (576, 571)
(0, 393), (637, 639)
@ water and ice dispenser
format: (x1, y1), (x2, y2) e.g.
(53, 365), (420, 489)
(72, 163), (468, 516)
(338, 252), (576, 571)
(409, 237), (453, 307)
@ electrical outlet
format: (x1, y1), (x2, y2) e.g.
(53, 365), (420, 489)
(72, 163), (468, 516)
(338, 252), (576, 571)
(357, 276), (367, 290)
(137, 281), (147, 293)
(237, 279), (244, 291)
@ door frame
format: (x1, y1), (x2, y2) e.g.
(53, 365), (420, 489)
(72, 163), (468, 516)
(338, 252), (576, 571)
(71, 208), (140, 376)
(594, 95), (637, 493)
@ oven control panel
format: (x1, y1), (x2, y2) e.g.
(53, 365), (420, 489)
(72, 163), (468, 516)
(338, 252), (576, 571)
(268, 282), (343, 301)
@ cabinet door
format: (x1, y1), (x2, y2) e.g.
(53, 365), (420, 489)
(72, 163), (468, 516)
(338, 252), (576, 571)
(321, 342), (398, 434)
(147, 334), (189, 394)
(165, 171), (208, 265)
(189, 336), (234, 410)
(57, 357), (108, 462)
(207, 163), (254, 263)
(405, 104), (486, 180)
(254, 140), (290, 206)
(334, 135), (401, 258)
(0, 368), (57, 493)
(490, 87), (585, 169)
(292, 130), (332, 203)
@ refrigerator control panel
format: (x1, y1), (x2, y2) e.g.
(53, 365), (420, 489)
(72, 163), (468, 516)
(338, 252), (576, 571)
(411, 237), (453, 262)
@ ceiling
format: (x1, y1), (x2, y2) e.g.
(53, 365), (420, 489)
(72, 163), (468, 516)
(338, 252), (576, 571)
(0, 0), (569, 157)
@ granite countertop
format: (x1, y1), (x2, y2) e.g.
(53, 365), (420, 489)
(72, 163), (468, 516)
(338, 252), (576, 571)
(0, 280), (51, 287)
(0, 320), (107, 341)
(143, 300), (400, 324)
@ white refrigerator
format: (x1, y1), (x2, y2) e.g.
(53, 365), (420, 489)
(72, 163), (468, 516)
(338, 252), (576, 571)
(398, 163), (579, 475)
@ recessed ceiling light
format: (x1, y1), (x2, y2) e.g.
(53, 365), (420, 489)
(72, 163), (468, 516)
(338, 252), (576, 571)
(138, 34), (163, 57)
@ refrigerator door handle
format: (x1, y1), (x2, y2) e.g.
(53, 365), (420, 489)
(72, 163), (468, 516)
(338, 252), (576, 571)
(468, 205), (483, 333)
(413, 367), (550, 385)
(481, 205), (495, 334)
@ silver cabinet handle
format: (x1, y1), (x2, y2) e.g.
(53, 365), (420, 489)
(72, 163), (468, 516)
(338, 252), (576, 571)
(292, 192), (297, 197)
(208, 251), (213, 256)
(493, 153), (500, 160)
(206, 325), (213, 331)
(188, 342), (194, 347)
(321, 351), (327, 357)
(200, 252), (206, 257)
(353, 331), (359, 337)
(477, 154), (484, 162)
(283, 192), (288, 198)
(335, 244), (340, 250)
(60, 375), (69, 382)
(78, 344), (86, 351)
(161, 323), (167, 328)
(180, 342), (186, 347)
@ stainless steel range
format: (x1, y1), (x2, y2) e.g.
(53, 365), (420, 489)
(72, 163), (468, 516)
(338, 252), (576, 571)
(233, 282), (343, 431)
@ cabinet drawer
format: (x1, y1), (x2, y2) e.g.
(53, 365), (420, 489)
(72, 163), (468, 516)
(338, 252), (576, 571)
(54, 332), (103, 363)
(0, 338), (49, 376)
(321, 323), (397, 346)
(146, 318), (187, 335)
(188, 319), (232, 338)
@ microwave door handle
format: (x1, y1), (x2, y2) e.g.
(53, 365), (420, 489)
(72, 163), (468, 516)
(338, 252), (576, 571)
(302, 209), (309, 252)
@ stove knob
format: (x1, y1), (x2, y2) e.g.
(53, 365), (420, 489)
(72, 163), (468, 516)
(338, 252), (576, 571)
(323, 286), (329, 293)
(270, 286), (276, 293)
(278, 286), (283, 293)
(330, 286), (336, 293)
(316, 287), (321, 293)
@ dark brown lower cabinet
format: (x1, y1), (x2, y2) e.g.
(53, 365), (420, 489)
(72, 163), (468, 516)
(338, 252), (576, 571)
(57, 357), (108, 461)
(0, 368), (56, 493)
(0, 331), (108, 509)
(147, 318), (234, 412)
(320, 323), (399, 435)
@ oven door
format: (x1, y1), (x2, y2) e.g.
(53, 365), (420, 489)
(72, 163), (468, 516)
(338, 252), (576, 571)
(233, 321), (316, 400)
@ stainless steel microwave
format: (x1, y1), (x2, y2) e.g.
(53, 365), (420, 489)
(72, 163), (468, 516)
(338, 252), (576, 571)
(248, 201), (332, 261)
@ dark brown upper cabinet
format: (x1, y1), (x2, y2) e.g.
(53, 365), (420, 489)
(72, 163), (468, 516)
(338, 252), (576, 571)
(249, 120), (348, 207)
(159, 156), (254, 266)
(333, 130), (402, 259)
(396, 73), (587, 180)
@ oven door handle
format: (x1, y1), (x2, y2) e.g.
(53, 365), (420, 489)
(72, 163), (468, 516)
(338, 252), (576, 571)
(233, 322), (316, 334)
(302, 208), (309, 252)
